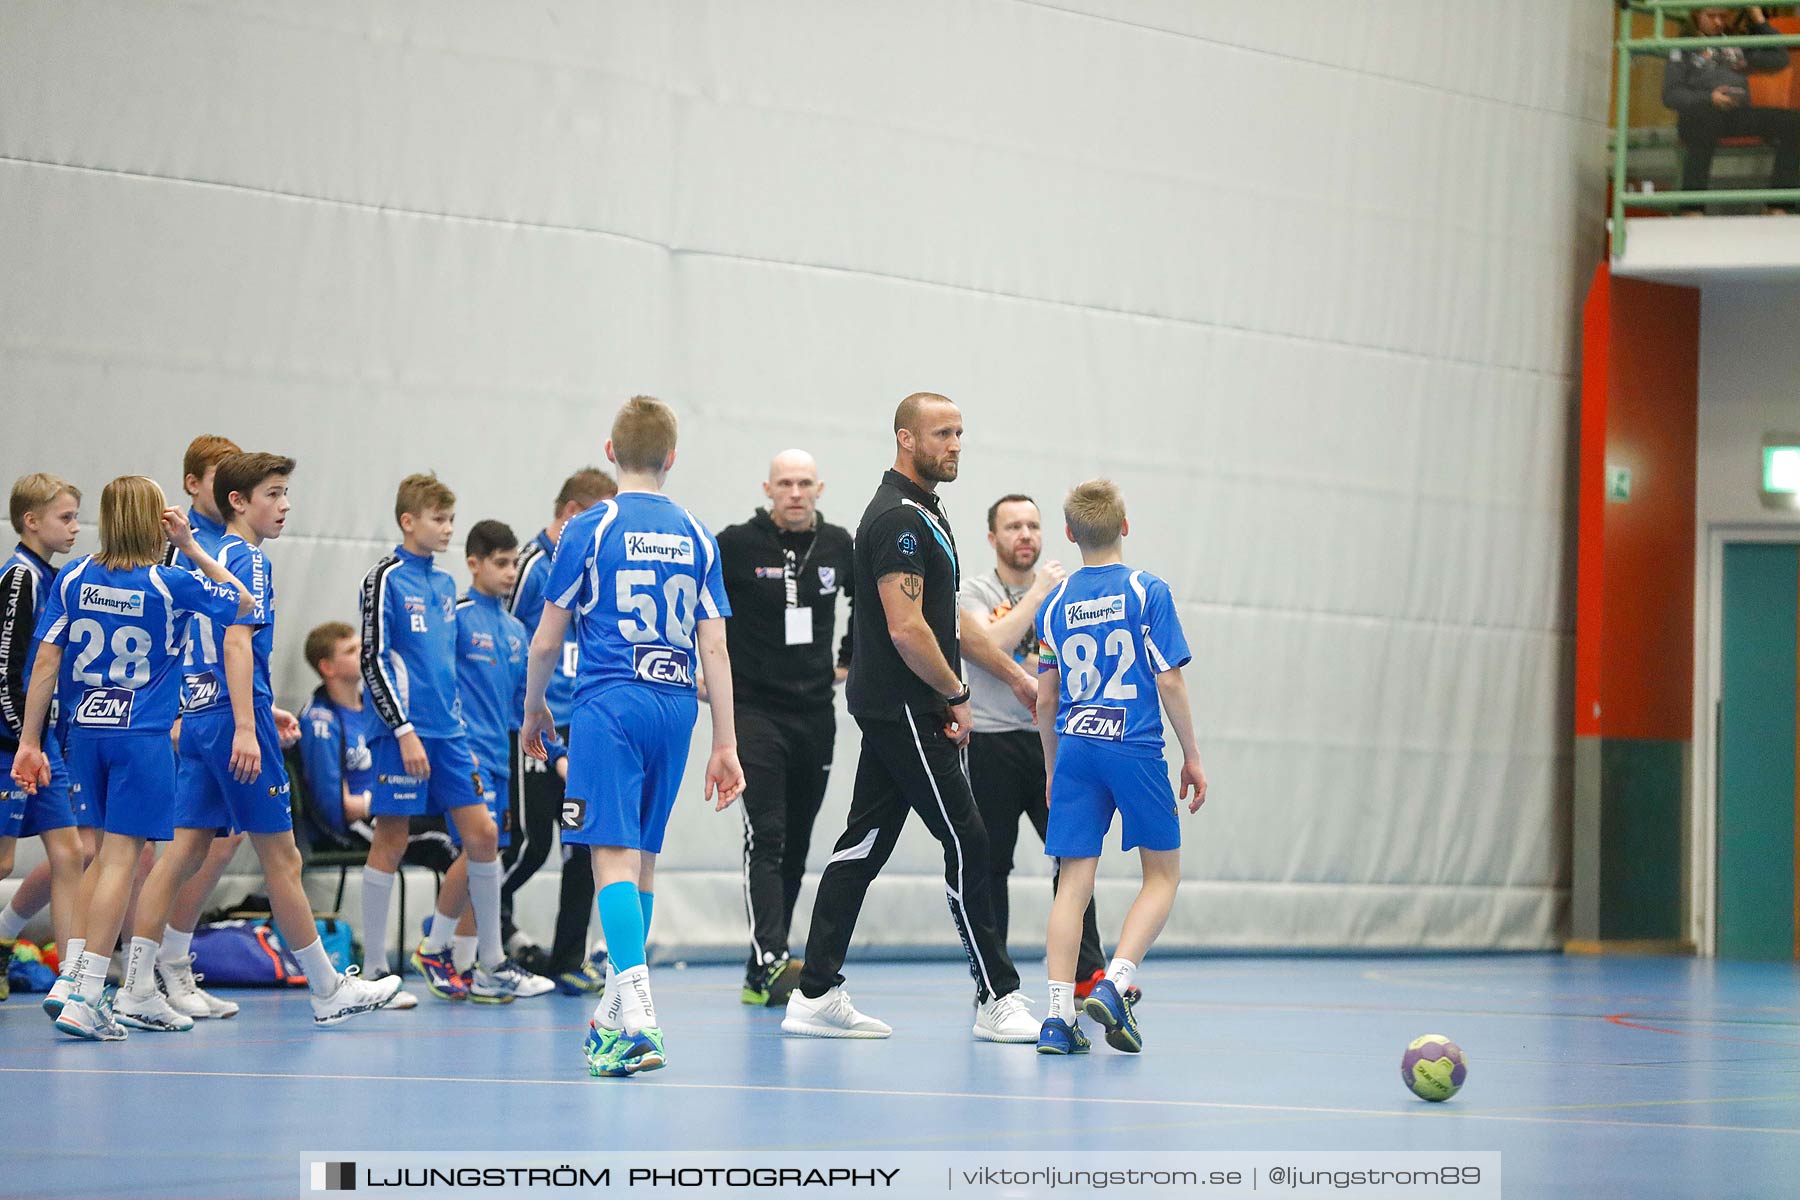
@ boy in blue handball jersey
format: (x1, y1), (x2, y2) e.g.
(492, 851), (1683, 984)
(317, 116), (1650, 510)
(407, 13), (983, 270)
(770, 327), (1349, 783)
(0, 474), (87, 995)
(10, 476), (251, 1041)
(408, 520), (558, 996)
(121, 453), (403, 1031)
(1033, 480), (1208, 1056)
(361, 473), (533, 1001)
(522, 395), (746, 1077)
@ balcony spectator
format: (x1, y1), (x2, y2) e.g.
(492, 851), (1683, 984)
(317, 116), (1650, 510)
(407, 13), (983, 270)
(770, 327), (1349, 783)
(1662, 5), (1800, 212)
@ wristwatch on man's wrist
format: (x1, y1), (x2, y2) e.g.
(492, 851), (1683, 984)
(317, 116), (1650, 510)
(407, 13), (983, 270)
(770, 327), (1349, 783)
(945, 683), (971, 708)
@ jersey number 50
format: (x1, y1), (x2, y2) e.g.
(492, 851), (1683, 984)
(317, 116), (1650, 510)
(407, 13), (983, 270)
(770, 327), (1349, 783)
(616, 571), (699, 649)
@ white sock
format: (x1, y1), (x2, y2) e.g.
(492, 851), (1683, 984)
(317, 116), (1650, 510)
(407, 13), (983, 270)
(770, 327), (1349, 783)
(159, 926), (194, 965)
(466, 857), (503, 968)
(0, 902), (27, 941)
(452, 934), (477, 975)
(593, 962), (623, 1029)
(61, 937), (85, 975)
(423, 909), (458, 955)
(1106, 956), (1137, 993)
(293, 937), (340, 998)
(122, 936), (159, 998)
(1048, 980), (1074, 1023)
(360, 866), (396, 972)
(614, 964), (655, 1035)
(78, 952), (108, 1001)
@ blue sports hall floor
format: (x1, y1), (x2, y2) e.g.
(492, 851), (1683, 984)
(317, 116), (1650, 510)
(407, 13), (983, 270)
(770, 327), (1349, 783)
(5, 954), (1798, 1198)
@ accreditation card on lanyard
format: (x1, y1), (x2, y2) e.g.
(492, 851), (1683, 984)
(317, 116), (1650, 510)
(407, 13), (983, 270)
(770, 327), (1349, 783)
(783, 533), (817, 646)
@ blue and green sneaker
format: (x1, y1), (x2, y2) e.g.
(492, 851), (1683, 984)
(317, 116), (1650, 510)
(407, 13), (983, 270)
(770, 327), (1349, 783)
(1081, 979), (1142, 1053)
(591, 1026), (666, 1077)
(1035, 1016), (1091, 1055)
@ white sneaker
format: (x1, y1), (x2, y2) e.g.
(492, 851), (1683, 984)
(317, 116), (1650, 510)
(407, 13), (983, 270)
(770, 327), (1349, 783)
(481, 959), (555, 999)
(466, 961), (521, 1004)
(363, 965), (418, 1009)
(42, 971), (75, 1018)
(973, 992), (1038, 1043)
(113, 987), (196, 1032)
(311, 966), (402, 1027)
(54, 993), (129, 1041)
(156, 955), (239, 1019)
(781, 986), (892, 1039)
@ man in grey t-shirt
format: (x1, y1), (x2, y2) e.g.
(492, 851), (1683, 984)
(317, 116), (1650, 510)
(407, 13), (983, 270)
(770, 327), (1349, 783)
(959, 494), (1107, 994)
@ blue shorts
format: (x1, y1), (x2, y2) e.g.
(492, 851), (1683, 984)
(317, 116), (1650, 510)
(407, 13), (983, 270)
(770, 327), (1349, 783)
(175, 708), (293, 836)
(448, 766), (509, 851)
(369, 732), (484, 818)
(65, 731), (178, 841)
(1044, 737), (1180, 858)
(0, 744), (77, 839)
(48, 720), (96, 827)
(561, 687), (696, 853)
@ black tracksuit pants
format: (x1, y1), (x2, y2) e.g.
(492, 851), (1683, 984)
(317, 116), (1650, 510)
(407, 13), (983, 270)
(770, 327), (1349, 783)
(499, 727), (596, 973)
(799, 708), (1021, 1003)
(969, 730), (1106, 981)
(738, 703), (836, 976)
(1678, 106), (1800, 207)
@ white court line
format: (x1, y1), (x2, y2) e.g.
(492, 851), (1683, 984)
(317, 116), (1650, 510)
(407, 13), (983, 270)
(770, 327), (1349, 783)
(9, 1065), (1800, 1139)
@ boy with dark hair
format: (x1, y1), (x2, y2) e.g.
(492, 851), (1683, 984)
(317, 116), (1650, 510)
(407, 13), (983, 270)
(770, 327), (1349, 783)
(1033, 480), (1207, 1056)
(360, 474), (531, 1001)
(120, 453), (402, 1030)
(504, 466), (617, 990)
(154, 432), (260, 1021)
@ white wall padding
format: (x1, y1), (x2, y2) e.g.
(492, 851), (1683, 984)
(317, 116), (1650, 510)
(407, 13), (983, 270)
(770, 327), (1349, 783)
(0, 0), (1611, 957)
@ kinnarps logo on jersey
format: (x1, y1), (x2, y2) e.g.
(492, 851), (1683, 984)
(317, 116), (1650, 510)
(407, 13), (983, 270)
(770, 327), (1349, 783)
(1064, 594), (1125, 629)
(74, 687), (136, 729)
(625, 533), (695, 565)
(1064, 704), (1127, 741)
(79, 584), (145, 616)
(634, 645), (693, 686)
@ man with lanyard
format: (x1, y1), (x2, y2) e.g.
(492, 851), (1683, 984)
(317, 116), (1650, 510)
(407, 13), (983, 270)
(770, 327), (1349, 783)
(782, 393), (1037, 1043)
(959, 493), (1111, 998)
(714, 449), (853, 1007)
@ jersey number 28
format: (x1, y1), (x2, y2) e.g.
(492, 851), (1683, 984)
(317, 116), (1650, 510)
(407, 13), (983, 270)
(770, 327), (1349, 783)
(69, 618), (152, 688)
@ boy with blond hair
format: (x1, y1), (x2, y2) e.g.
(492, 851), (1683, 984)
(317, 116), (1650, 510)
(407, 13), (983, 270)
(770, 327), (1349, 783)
(522, 396), (745, 1076)
(1033, 480), (1207, 1056)
(0, 474), (87, 997)
(360, 473), (531, 1000)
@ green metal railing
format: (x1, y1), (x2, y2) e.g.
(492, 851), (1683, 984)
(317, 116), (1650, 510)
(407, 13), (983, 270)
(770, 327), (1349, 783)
(1611, 1), (1800, 256)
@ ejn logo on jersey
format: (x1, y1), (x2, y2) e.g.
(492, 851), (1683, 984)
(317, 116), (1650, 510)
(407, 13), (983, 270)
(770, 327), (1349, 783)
(633, 645), (693, 686)
(182, 671), (222, 712)
(74, 687), (136, 729)
(624, 533), (695, 565)
(1064, 594), (1125, 629)
(79, 584), (145, 616)
(1064, 704), (1127, 741)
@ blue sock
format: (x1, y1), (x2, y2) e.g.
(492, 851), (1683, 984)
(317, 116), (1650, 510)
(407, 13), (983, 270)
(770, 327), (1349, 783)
(638, 891), (654, 938)
(597, 881), (646, 973)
